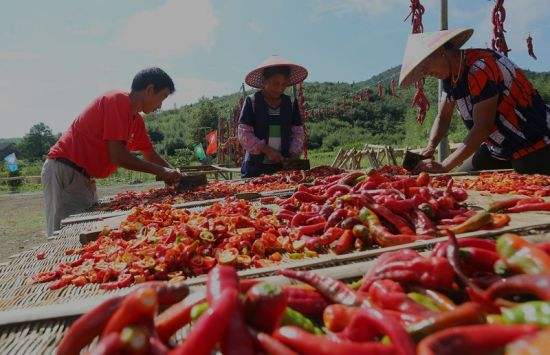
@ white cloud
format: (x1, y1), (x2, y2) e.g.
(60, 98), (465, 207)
(163, 77), (234, 109)
(0, 51), (41, 61)
(248, 20), (263, 35)
(112, 0), (219, 58)
(70, 23), (108, 37)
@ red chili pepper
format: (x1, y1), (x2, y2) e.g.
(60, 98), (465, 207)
(155, 296), (203, 343)
(245, 282), (287, 333)
(325, 208), (348, 229)
(360, 249), (420, 292)
(274, 326), (396, 355)
(343, 307), (416, 355)
(36, 251), (46, 260)
(432, 237), (496, 257)
(87, 332), (123, 355)
(506, 202), (550, 213)
(487, 274), (550, 301)
(49, 278), (69, 290)
(417, 324), (539, 355)
(99, 273), (134, 290)
(411, 210), (435, 236)
(318, 227), (345, 246)
(332, 229), (355, 255)
(102, 287), (157, 337)
(298, 222), (326, 237)
(362, 252), (455, 291)
(326, 184), (352, 197)
(368, 279), (435, 318)
(283, 285), (329, 318)
(57, 296), (125, 355)
(257, 332), (298, 355)
(279, 269), (365, 307)
(323, 304), (357, 332)
(291, 191), (326, 203)
(169, 289), (238, 355)
(459, 247), (500, 273)
(207, 266), (254, 355)
(290, 212), (318, 227)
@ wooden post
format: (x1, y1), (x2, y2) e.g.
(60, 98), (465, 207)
(438, 0), (450, 162)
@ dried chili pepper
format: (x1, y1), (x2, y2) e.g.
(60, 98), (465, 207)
(278, 269), (366, 307)
(407, 302), (485, 342)
(526, 33), (537, 60)
(417, 324), (538, 355)
(273, 326), (396, 355)
(245, 282), (287, 332)
(449, 210), (492, 234)
(367, 279), (435, 318)
(496, 234), (550, 275)
(343, 307), (416, 355)
(323, 304), (357, 332)
(256, 332), (298, 355)
(283, 285), (329, 318)
(169, 289), (238, 355)
(358, 208), (419, 247)
(487, 274), (550, 301)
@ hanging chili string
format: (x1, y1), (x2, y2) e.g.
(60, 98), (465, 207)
(377, 82), (384, 97)
(526, 33), (537, 60)
(405, 0), (429, 125)
(390, 79), (398, 97)
(491, 0), (510, 57)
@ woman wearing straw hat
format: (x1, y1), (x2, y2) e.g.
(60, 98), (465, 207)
(399, 28), (550, 174)
(238, 55), (308, 177)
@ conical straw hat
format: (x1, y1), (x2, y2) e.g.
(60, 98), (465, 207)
(245, 55), (308, 89)
(399, 28), (473, 87)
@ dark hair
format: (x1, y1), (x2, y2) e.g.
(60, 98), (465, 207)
(263, 65), (291, 79)
(131, 67), (175, 94)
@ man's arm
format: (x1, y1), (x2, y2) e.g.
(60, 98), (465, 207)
(441, 94), (498, 171)
(108, 141), (181, 183)
(423, 92), (456, 157)
(141, 148), (173, 168)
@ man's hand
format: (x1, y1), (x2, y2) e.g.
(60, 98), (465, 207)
(262, 146), (283, 163)
(157, 167), (183, 185)
(414, 159), (447, 174)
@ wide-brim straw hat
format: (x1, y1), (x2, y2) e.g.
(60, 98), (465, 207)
(245, 55), (308, 89)
(399, 28), (474, 88)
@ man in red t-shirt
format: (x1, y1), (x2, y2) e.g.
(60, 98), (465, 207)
(42, 67), (183, 236)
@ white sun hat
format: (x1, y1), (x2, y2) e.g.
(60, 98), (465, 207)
(245, 55), (308, 89)
(399, 28), (474, 88)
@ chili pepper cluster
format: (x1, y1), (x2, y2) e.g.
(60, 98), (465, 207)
(445, 172), (550, 197)
(491, 0), (510, 57)
(35, 170), (514, 291)
(58, 232), (550, 355)
(94, 166), (343, 212)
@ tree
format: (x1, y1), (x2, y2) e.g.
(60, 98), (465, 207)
(18, 122), (57, 161)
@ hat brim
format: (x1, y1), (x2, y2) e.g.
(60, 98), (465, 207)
(245, 63), (308, 89)
(399, 29), (473, 88)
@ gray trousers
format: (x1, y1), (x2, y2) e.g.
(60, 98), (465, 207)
(41, 159), (98, 236)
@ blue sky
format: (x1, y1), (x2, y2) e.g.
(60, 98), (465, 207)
(1, 0), (548, 138)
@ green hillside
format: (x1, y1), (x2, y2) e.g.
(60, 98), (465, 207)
(146, 66), (550, 165)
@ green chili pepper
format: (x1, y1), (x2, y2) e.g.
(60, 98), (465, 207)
(190, 301), (209, 320)
(501, 301), (550, 327)
(407, 292), (442, 312)
(496, 234), (550, 275)
(281, 307), (323, 335)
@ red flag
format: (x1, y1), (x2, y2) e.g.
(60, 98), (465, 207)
(206, 130), (218, 155)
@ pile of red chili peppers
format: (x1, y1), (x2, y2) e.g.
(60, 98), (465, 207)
(447, 172), (550, 197)
(35, 169), (514, 291)
(57, 231), (550, 355)
(94, 166), (343, 212)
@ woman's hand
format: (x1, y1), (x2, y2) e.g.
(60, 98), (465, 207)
(414, 159), (447, 174)
(262, 146), (283, 163)
(420, 144), (436, 159)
